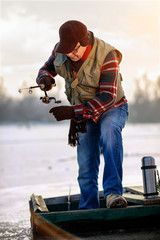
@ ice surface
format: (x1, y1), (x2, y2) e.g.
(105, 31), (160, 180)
(0, 122), (160, 238)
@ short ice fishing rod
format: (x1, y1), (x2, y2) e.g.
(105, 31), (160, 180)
(18, 84), (61, 104)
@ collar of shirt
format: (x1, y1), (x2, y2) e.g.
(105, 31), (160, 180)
(81, 44), (92, 62)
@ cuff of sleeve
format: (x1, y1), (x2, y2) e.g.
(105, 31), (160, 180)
(73, 104), (93, 122)
(73, 104), (85, 121)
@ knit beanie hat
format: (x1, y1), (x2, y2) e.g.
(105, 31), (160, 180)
(55, 20), (90, 54)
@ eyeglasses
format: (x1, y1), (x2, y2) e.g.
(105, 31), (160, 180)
(71, 44), (81, 53)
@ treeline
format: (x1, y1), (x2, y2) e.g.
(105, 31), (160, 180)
(0, 79), (62, 124)
(0, 74), (160, 124)
(0, 95), (55, 123)
(128, 74), (160, 123)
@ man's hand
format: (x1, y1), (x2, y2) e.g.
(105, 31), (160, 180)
(39, 76), (55, 91)
(49, 106), (75, 121)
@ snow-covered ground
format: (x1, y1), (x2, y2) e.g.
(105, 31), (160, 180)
(0, 122), (160, 239)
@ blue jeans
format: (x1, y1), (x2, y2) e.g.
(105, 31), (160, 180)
(77, 103), (128, 209)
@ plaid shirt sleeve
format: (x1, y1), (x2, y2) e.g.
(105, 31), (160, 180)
(36, 49), (57, 83)
(73, 50), (126, 123)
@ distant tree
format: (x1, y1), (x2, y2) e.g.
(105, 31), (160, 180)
(129, 74), (160, 123)
(0, 77), (11, 121)
(0, 76), (8, 99)
(155, 76), (160, 99)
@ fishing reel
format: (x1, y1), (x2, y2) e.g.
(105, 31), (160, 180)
(40, 96), (51, 104)
(18, 84), (61, 104)
(40, 93), (61, 104)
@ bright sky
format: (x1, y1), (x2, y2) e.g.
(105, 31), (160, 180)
(0, 0), (160, 101)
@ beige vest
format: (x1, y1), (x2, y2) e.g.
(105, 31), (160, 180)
(54, 37), (124, 105)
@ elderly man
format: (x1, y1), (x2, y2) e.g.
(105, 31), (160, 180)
(36, 20), (128, 209)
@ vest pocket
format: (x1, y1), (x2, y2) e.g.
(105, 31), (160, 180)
(76, 85), (99, 103)
(82, 66), (100, 88)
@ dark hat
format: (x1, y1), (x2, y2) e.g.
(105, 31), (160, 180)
(55, 20), (90, 54)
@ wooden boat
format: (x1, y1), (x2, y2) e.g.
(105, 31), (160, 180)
(29, 186), (160, 240)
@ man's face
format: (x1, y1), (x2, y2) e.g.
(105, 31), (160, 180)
(66, 42), (87, 62)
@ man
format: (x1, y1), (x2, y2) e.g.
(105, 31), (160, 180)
(36, 20), (128, 209)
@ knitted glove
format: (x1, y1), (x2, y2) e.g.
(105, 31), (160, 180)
(68, 120), (80, 147)
(49, 106), (75, 121)
(76, 121), (87, 133)
(68, 120), (87, 147)
(39, 76), (55, 91)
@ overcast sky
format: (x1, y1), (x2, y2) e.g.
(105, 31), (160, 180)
(1, 0), (160, 101)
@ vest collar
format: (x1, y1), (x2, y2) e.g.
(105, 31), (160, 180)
(54, 53), (67, 67)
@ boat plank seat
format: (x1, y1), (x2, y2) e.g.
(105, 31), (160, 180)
(124, 193), (160, 205)
(124, 186), (143, 195)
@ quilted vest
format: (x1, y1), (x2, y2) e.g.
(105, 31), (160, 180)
(54, 37), (124, 105)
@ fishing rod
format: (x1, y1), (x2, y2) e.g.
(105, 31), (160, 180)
(67, 185), (71, 211)
(157, 170), (160, 192)
(18, 84), (61, 104)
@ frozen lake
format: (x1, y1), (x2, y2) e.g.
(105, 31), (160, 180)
(0, 122), (160, 239)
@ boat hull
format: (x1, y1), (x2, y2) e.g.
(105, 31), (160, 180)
(29, 187), (160, 239)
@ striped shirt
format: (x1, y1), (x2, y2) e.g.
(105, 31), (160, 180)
(36, 48), (127, 123)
